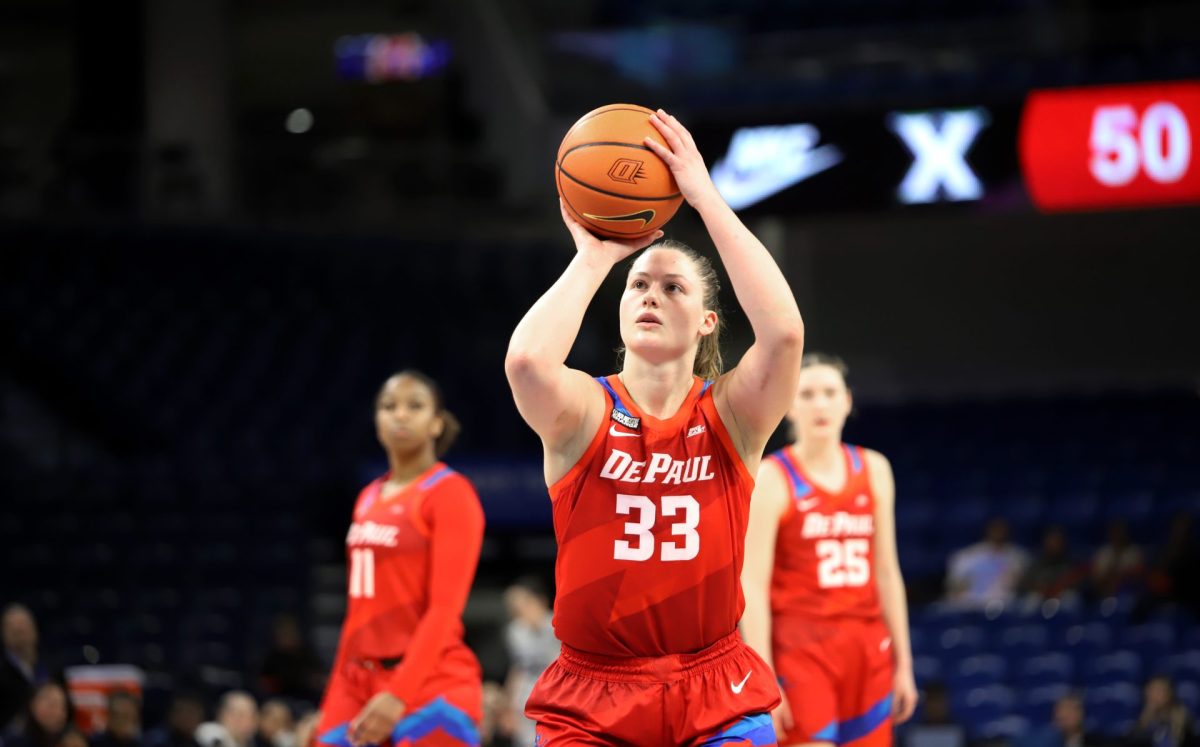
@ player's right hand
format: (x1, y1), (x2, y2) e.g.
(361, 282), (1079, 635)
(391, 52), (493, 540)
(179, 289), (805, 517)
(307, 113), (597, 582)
(772, 691), (795, 738)
(560, 200), (663, 266)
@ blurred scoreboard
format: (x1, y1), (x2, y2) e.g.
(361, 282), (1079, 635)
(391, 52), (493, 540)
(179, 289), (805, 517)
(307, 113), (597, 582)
(699, 80), (1200, 215)
(1021, 81), (1200, 211)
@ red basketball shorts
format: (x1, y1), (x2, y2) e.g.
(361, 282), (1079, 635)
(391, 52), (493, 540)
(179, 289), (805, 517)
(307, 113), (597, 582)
(316, 643), (482, 747)
(773, 617), (894, 747)
(526, 631), (781, 746)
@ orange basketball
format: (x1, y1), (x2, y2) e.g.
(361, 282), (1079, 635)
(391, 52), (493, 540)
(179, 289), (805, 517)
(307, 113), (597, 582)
(556, 104), (683, 239)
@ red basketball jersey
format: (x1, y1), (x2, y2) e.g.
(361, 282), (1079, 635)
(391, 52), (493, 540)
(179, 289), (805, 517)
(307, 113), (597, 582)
(548, 375), (756, 657)
(338, 463), (480, 659)
(768, 444), (882, 620)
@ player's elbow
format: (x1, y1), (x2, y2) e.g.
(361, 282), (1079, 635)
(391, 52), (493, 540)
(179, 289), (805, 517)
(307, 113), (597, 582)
(780, 315), (805, 349)
(763, 316), (804, 355)
(504, 349), (546, 386)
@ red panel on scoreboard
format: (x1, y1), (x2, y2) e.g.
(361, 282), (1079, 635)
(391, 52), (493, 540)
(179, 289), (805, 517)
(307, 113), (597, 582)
(1020, 81), (1200, 211)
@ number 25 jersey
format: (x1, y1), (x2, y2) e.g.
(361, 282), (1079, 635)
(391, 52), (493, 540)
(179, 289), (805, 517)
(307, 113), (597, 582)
(767, 443), (881, 621)
(548, 375), (756, 658)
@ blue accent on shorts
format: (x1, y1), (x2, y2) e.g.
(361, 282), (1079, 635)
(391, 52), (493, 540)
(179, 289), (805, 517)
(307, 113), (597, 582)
(702, 712), (777, 746)
(812, 693), (894, 745)
(770, 452), (813, 499)
(317, 698), (479, 747)
(419, 467), (455, 490)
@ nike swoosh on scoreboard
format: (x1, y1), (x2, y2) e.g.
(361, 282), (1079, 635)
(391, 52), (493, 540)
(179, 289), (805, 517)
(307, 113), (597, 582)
(582, 209), (656, 228)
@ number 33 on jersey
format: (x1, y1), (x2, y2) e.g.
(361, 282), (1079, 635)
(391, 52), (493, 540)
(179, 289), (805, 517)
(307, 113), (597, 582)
(547, 375), (757, 658)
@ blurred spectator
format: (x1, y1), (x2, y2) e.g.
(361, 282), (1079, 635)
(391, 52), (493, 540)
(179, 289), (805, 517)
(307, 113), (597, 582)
(1018, 693), (1104, 747)
(89, 691), (141, 747)
(1, 605), (57, 730)
(194, 692), (260, 747)
(1020, 527), (1086, 603)
(502, 577), (557, 747)
(143, 694), (204, 747)
(256, 701), (293, 747)
(1127, 676), (1196, 747)
(3, 682), (70, 747)
(1092, 521), (1144, 599)
(479, 682), (513, 747)
(257, 618), (321, 703)
(1141, 514), (1200, 618)
(946, 518), (1029, 607)
(900, 682), (965, 747)
(57, 730), (89, 747)
(289, 713), (318, 747)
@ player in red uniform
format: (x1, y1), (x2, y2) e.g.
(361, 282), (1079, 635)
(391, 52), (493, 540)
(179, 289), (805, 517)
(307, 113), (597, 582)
(505, 108), (805, 746)
(741, 354), (917, 747)
(314, 371), (486, 747)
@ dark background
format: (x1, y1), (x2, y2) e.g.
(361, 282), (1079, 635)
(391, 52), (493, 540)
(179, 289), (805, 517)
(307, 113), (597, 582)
(2, 0), (1199, 743)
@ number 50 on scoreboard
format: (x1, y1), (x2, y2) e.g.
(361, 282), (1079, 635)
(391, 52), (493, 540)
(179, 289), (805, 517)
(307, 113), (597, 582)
(1019, 81), (1200, 212)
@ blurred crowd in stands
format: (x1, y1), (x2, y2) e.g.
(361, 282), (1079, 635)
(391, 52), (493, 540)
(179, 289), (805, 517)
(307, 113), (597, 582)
(3, 506), (1198, 747)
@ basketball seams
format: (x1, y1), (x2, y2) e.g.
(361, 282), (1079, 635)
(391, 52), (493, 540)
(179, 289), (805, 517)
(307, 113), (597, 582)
(571, 105), (655, 128)
(559, 106), (657, 150)
(556, 165), (682, 202)
(561, 141), (659, 156)
(558, 170), (662, 238)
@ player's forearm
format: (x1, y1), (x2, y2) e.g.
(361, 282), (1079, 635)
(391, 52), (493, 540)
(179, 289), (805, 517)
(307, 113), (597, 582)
(385, 606), (460, 705)
(877, 566), (913, 669)
(738, 592), (776, 671)
(506, 253), (611, 372)
(691, 190), (803, 348)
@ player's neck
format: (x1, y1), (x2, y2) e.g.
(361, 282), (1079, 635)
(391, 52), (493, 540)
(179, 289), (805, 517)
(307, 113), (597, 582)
(385, 448), (438, 488)
(793, 436), (841, 467)
(618, 356), (694, 419)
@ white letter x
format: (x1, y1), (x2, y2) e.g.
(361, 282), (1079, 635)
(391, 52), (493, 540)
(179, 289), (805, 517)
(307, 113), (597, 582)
(889, 108), (990, 203)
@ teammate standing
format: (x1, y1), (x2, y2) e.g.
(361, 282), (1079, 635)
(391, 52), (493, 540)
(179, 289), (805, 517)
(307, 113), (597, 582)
(505, 108), (805, 746)
(315, 371), (486, 747)
(741, 354), (918, 747)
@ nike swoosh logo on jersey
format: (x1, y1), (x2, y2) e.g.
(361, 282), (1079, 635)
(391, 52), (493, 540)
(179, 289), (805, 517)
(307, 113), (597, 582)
(797, 497), (820, 511)
(609, 425), (638, 438)
(731, 671), (752, 694)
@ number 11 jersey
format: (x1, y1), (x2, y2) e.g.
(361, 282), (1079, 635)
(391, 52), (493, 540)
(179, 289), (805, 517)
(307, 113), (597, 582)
(548, 375), (756, 658)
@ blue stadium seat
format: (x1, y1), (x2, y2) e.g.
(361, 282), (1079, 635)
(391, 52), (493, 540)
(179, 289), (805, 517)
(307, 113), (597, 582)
(1019, 683), (1073, 724)
(1122, 622), (1177, 662)
(979, 715), (1030, 742)
(1083, 681), (1141, 738)
(1085, 650), (1143, 685)
(955, 685), (1016, 737)
(1017, 653), (1075, 688)
(950, 655), (1008, 689)
(1000, 623), (1050, 657)
(938, 625), (987, 657)
(1155, 650), (1200, 682)
(913, 655), (943, 685)
(1176, 681), (1200, 712)
(1060, 621), (1114, 658)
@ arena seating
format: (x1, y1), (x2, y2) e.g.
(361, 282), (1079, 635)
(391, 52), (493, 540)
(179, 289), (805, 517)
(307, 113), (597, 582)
(2, 224), (1197, 737)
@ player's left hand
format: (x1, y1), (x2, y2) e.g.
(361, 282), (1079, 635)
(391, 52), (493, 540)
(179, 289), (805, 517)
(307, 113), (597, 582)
(892, 666), (919, 724)
(644, 109), (720, 209)
(349, 692), (406, 746)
